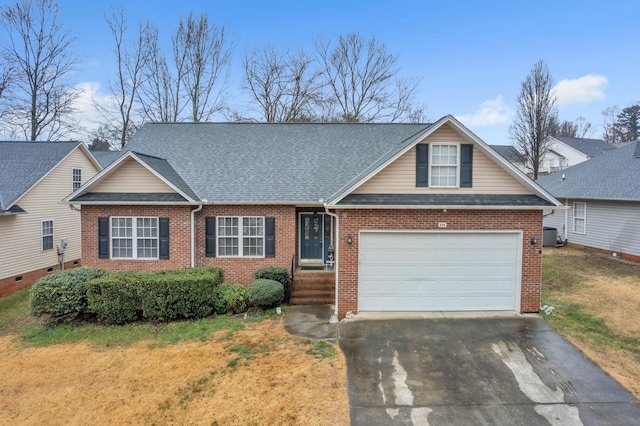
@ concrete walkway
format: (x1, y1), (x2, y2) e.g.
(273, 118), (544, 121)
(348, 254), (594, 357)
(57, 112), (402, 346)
(283, 305), (337, 342)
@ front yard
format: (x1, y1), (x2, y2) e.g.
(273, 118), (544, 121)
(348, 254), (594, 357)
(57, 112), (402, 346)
(0, 293), (348, 425)
(542, 247), (640, 398)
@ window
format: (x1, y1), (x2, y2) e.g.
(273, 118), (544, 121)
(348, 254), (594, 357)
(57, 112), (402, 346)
(42, 220), (53, 251)
(217, 216), (264, 257)
(72, 168), (82, 191)
(573, 202), (586, 234)
(430, 144), (458, 187)
(111, 217), (158, 259)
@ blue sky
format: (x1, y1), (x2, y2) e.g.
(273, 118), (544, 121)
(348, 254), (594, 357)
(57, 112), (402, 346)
(49, 0), (640, 144)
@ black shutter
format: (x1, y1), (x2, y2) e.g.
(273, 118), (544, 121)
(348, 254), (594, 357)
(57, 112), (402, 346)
(205, 216), (216, 257)
(98, 217), (109, 259)
(416, 144), (429, 187)
(460, 144), (473, 188)
(265, 217), (275, 258)
(159, 218), (170, 259)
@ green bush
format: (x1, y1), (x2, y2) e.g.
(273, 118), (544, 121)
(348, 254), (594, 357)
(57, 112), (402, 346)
(214, 284), (248, 314)
(248, 279), (284, 309)
(138, 267), (223, 322)
(87, 272), (142, 325)
(30, 268), (108, 324)
(254, 267), (291, 301)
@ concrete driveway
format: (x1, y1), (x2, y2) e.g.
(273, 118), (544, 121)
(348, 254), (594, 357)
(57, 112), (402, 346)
(338, 315), (640, 425)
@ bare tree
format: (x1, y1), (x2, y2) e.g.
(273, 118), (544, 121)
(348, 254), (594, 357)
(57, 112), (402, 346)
(0, 0), (79, 140)
(602, 105), (621, 143)
(551, 116), (593, 138)
(242, 46), (322, 122)
(181, 13), (232, 122)
(509, 60), (558, 179)
(315, 32), (420, 122)
(99, 5), (152, 148)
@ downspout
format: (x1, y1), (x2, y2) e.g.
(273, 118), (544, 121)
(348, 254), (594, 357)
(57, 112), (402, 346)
(564, 198), (569, 243)
(191, 203), (204, 268)
(324, 203), (339, 324)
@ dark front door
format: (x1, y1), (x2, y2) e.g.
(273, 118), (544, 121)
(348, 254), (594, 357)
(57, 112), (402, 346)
(300, 214), (323, 261)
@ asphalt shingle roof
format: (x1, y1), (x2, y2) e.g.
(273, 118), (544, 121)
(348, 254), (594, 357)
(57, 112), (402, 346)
(489, 145), (524, 163)
(125, 122), (431, 203)
(0, 141), (81, 212)
(338, 193), (554, 207)
(134, 153), (199, 201)
(537, 141), (640, 201)
(92, 151), (123, 168)
(553, 136), (615, 157)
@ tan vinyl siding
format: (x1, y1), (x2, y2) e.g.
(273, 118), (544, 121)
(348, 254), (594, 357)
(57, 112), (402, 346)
(0, 148), (100, 280)
(92, 158), (175, 193)
(354, 124), (532, 195)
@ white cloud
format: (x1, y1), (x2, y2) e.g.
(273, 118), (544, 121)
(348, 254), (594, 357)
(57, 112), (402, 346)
(457, 95), (512, 127)
(553, 74), (607, 107)
(69, 81), (117, 141)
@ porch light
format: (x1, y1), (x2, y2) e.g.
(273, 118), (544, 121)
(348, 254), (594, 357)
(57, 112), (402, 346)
(347, 235), (353, 245)
(530, 235), (539, 245)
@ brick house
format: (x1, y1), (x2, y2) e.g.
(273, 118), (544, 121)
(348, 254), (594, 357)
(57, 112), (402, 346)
(66, 116), (561, 320)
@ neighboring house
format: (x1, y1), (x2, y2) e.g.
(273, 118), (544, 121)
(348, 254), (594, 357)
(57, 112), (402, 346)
(0, 142), (102, 296)
(490, 145), (527, 174)
(539, 136), (615, 175)
(538, 141), (640, 263)
(66, 116), (561, 320)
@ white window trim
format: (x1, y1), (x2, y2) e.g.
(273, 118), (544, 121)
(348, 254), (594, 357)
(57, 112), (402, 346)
(72, 168), (82, 191)
(216, 216), (265, 258)
(110, 216), (159, 260)
(573, 202), (586, 235)
(429, 142), (460, 188)
(41, 219), (54, 251)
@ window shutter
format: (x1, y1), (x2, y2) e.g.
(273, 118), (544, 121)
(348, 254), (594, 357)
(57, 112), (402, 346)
(265, 217), (275, 258)
(98, 217), (109, 259)
(460, 144), (473, 188)
(205, 217), (216, 257)
(416, 144), (429, 187)
(159, 218), (170, 259)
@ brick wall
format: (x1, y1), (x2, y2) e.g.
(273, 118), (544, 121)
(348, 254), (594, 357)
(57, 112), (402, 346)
(0, 258), (81, 298)
(336, 209), (543, 319)
(82, 205), (297, 287)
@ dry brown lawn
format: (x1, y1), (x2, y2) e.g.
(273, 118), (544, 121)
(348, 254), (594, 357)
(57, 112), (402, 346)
(0, 318), (348, 425)
(542, 247), (640, 398)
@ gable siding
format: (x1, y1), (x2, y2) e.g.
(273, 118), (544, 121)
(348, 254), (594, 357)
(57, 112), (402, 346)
(543, 199), (640, 256)
(0, 148), (100, 281)
(92, 158), (175, 193)
(354, 125), (531, 195)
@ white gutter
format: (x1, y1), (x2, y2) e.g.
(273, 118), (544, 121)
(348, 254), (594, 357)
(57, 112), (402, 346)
(324, 203), (339, 324)
(191, 204), (204, 267)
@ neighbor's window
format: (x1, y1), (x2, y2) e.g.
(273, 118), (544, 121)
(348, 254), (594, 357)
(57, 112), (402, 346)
(42, 220), (53, 251)
(217, 216), (264, 257)
(430, 144), (458, 187)
(111, 217), (158, 259)
(573, 202), (586, 234)
(72, 168), (82, 191)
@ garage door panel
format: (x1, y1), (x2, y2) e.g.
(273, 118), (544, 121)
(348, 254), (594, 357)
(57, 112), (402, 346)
(359, 232), (520, 311)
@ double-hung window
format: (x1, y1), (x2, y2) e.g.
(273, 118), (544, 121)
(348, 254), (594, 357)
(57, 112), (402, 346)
(72, 168), (82, 191)
(42, 220), (53, 251)
(430, 144), (458, 187)
(573, 202), (586, 234)
(111, 217), (158, 259)
(217, 216), (264, 257)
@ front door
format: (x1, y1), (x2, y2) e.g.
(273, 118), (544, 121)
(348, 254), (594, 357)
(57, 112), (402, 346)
(300, 214), (324, 262)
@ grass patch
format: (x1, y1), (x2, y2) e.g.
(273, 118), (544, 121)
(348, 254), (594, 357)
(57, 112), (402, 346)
(0, 288), (32, 336)
(305, 340), (338, 360)
(226, 343), (269, 368)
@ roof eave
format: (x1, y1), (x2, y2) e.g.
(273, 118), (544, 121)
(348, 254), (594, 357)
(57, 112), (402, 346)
(327, 204), (560, 210)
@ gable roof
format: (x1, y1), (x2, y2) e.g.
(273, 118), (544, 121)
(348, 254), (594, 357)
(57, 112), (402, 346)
(490, 145), (525, 163)
(0, 141), (100, 213)
(92, 150), (123, 168)
(69, 117), (560, 208)
(537, 141), (640, 201)
(551, 136), (614, 157)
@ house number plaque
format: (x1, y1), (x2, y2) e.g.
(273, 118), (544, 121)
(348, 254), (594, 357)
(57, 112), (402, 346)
(438, 222), (447, 228)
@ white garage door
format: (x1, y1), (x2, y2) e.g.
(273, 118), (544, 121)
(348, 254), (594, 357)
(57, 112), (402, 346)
(359, 232), (521, 311)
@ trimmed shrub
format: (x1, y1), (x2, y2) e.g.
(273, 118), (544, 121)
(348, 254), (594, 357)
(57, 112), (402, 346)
(253, 267), (291, 301)
(30, 268), (108, 324)
(248, 279), (284, 309)
(87, 272), (143, 325)
(138, 267), (223, 322)
(214, 284), (248, 314)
